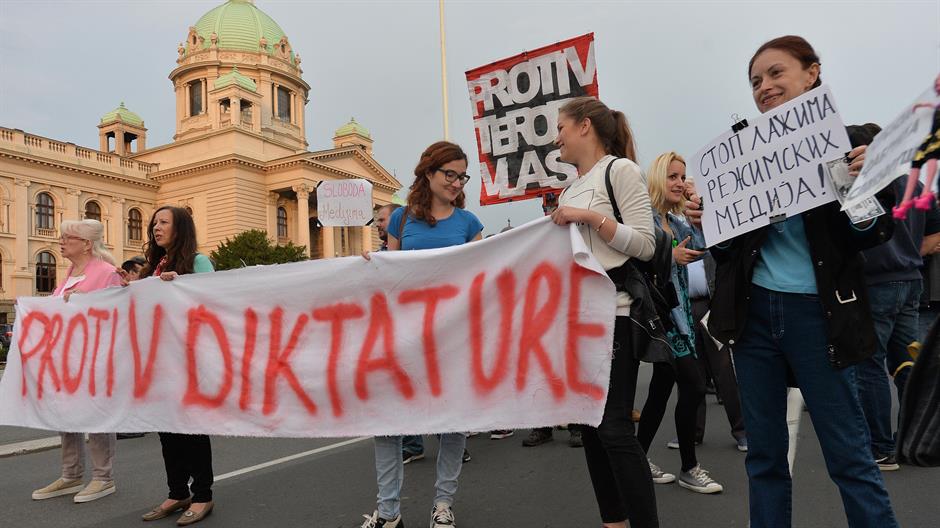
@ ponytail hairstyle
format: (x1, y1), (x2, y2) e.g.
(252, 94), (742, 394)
(559, 97), (638, 162)
(407, 141), (468, 227)
(749, 35), (822, 89)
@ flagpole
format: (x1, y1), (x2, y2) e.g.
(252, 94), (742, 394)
(439, 0), (450, 140)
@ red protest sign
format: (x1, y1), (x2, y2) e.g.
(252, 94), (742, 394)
(466, 33), (598, 206)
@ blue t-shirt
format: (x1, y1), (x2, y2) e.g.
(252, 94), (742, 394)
(752, 215), (818, 294)
(387, 207), (483, 250)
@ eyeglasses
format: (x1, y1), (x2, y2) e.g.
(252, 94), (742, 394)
(59, 235), (84, 243)
(436, 169), (471, 185)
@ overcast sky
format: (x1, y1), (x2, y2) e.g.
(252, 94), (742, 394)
(1, 0), (938, 235)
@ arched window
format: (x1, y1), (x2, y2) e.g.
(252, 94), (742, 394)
(35, 251), (56, 294)
(127, 208), (143, 241)
(84, 201), (102, 221)
(277, 207), (288, 237)
(36, 192), (55, 230)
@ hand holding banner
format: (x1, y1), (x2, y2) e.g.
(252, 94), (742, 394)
(690, 86), (850, 246)
(0, 218), (615, 438)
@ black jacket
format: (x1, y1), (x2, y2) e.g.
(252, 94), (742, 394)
(707, 188), (895, 369)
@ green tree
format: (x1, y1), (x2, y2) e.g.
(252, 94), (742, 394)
(209, 229), (307, 271)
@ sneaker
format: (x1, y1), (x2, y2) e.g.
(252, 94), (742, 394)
(648, 459), (676, 484)
(73, 480), (116, 503)
(32, 477), (84, 500)
(875, 453), (900, 471)
(489, 430), (514, 440)
(402, 451), (425, 465)
(736, 437), (748, 452)
(678, 464), (723, 494)
(461, 449), (471, 463)
(522, 428), (553, 447)
(568, 428), (583, 448)
(429, 502), (456, 527)
(360, 511), (404, 528)
(666, 437), (702, 449)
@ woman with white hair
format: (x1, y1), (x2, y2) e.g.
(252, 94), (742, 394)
(31, 219), (122, 504)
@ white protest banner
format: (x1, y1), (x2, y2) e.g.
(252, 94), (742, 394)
(466, 33), (597, 205)
(316, 179), (374, 226)
(0, 218), (615, 437)
(691, 85), (850, 246)
(842, 84), (940, 210)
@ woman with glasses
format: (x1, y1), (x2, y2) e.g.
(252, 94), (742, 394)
(360, 141), (483, 528)
(31, 220), (122, 505)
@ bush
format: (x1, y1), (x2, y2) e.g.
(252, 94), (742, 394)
(209, 229), (307, 271)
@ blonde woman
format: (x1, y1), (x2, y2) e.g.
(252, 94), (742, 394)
(636, 153), (723, 494)
(31, 220), (122, 503)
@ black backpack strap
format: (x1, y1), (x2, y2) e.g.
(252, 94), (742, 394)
(604, 158), (623, 224)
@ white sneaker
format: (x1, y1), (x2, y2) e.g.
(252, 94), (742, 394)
(648, 459), (675, 484)
(678, 464), (723, 494)
(73, 480), (116, 503)
(32, 478), (84, 500)
(360, 511), (403, 528)
(429, 502), (456, 527)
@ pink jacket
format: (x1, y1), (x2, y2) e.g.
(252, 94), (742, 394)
(52, 257), (122, 297)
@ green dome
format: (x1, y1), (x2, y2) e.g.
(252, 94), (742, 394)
(100, 102), (144, 126)
(335, 117), (371, 139)
(189, 0), (293, 62)
(214, 66), (257, 92)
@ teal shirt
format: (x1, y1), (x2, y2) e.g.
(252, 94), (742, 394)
(752, 215), (818, 294)
(193, 253), (214, 274)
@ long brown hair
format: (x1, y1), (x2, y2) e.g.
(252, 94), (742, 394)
(406, 141), (468, 227)
(142, 206), (199, 276)
(748, 35), (822, 89)
(559, 97), (637, 162)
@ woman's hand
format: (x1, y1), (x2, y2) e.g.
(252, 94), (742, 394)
(159, 271), (179, 281)
(63, 290), (77, 302)
(684, 194), (704, 229)
(550, 206), (592, 226)
(362, 251), (372, 261)
(847, 145), (867, 177)
(672, 236), (703, 266)
(117, 268), (131, 287)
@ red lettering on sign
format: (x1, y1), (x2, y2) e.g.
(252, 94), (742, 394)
(313, 303), (365, 417)
(398, 285), (459, 397)
(86, 309), (110, 397)
(565, 264), (606, 400)
(106, 309), (118, 397)
(36, 314), (64, 399)
(355, 293), (414, 401)
(264, 308), (317, 416)
(17, 312), (56, 397)
(183, 306), (234, 408)
(128, 299), (163, 399)
(61, 313), (89, 394)
(516, 262), (565, 399)
(469, 270), (516, 394)
(239, 309), (258, 411)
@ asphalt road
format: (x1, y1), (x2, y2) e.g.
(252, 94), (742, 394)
(0, 363), (937, 528)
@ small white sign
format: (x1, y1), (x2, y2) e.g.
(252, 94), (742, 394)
(690, 85), (849, 246)
(316, 179), (374, 226)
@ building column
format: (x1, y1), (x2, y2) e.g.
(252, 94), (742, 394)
(321, 226), (334, 259)
(66, 188), (82, 221)
(100, 132), (109, 152)
(201, 79), (208, 114)
(231, 97), (241, 127)
(293, 184), (311, 257)
(266, 192), (279, 242)
(297, 91), (305, 138)
(114, 129), (126, 156)
(111, 197), (125, 260)
(185, 83), (191, 118)
(361, 226), (373, 253)
(289, 91), (296, 125)
(12, 179), (32, 296)
(272, 83), (279, 118)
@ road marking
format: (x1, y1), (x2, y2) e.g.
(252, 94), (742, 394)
(215, 436), (371, 481)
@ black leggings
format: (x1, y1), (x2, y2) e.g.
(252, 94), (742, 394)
(159, 433), (214, 503)
(579, 317), (659, 527)
(638, 356), (706, 472)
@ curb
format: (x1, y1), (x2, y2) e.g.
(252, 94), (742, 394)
(0, 436), (61, 458)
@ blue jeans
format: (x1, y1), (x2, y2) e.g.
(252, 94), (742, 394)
(373, 433), (466, 519)
(402, 435), (424, 455)
(733, 285), (898, 528)
(858, 280), (921, 455)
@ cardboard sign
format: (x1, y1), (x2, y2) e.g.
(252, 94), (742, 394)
(842, 84), (940, 210)
(0, 218), (615, 437)
(317, 179), (374, 226)
(466, 33), (598, 205)
(691, 85), (850, 246)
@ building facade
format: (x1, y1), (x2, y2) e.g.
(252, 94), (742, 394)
(0, 0), (401, 322)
